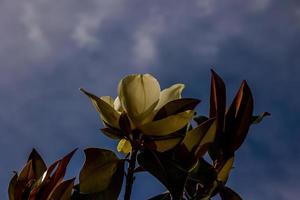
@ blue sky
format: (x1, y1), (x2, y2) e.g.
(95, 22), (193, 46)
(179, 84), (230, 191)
(0, 0), (299, 199)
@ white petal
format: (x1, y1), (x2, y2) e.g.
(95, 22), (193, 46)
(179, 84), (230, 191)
(113, 96), (123, 112)
(156, 84), (185, 110)
(118, 74), (160, 125)
(100, 96), (114, 107)
(139, 110), (194, 136)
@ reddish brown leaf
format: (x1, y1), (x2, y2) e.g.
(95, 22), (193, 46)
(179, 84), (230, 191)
(209, 69), (226, 137)
(224, 81), (253, 153)
(28, 149), (47, 179)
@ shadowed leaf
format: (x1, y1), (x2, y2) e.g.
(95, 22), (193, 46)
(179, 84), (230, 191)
(47, 178), (75, 200)
(217, 157), (234, 183)
(28, 149), (47, 179)
(8, 172), (18, 200)
(148, 192), (171, 200)
(224, 81), (253, 153)
(79, 148), (120, 194)
(138, 150), (187, 200)
(154, 98), (200, 120)
(220, 187), (242, 200)
(209, 70), (226, 138)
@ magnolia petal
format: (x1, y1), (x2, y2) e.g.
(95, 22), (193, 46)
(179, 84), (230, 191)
(113, 97), (123, 112)
(100, 96), (114, 107)
(80, 88), (120, 128)
(117, 139), (132, 154)
(156, 83), (185, 110)
(139, 110), (194, 136)
(118, 74), (160, 125)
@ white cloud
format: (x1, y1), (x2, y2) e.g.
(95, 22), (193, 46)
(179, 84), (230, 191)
(21, 2), (50, 56)
(133, 14), (165, 66)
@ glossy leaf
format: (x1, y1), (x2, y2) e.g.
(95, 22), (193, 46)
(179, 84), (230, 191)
(28, 149), (47, 179)
(140, 110), (194, 136)
(47, 178), (75, 200)
(138, 150), (187, 200)
(217, 157), (234, 183)
(182, 118), (216, 154)
(153, 137), (182, 152)
(73, 161), (124, 200)
(209, 70), (226, 137)
(79, 148), (120, 194)
(154, 98), (200, 120)
(80, 88), (120, 128)
(185, 158), (217, 198)
(100, 127), (123, 139)
(220, 187), (242, 200)
(224, 81), (253, 153)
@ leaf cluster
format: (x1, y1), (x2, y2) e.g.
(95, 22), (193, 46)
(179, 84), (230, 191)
(8, 70), (269, 200)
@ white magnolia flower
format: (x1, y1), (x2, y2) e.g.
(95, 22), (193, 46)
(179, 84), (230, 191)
(81, 74), (196, 153)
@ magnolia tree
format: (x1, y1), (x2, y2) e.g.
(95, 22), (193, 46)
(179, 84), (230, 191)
(8, 70), (269, 200)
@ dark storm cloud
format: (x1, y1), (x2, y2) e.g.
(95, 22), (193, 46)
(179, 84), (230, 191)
(0, 0), (299, 199)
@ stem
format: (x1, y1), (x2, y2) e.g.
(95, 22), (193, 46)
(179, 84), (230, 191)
(124, 147), (138, 200)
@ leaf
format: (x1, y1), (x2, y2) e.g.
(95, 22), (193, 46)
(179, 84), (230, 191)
(224, 81), (253, 153)
(140, 110), (194, 136)
(39, 149), (77, 199)
(79, 148), (120, 194)
(153, 137), (183, 152)
(220, 187), (242, 200)
(148, 192), (171, 200)
(154, 98), (200, 120)
(182, 118), (216, 154)
(251, 112), (270, 124)
(47, 178), (75, 200)
(138, 150), (188, 200)
(185, 158), (217, 198)
(209, 70), (226, 137)
(28, 149), (47, 179)
(217, 157), (234, 183)
(194, 115), (209, 125)
(73, 161), (125, 200)
(80, 88), (120, 128)
(8, 172), (18, 200)
(100, 127), (123, 140)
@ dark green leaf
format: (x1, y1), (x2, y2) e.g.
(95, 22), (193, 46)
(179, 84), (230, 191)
(148, 192), (171, 200)
(138, 150), (188, 200)
(194, 115), (209, 125)
(220, 187), (242, 200)
(8, 172), (17, 200)
(79, 148), (120, 194)
(154, 98), (200, 120)
(185, 158), (217, 199)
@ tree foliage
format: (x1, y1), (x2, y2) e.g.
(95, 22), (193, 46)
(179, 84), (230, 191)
(8, 70), (269, 200)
